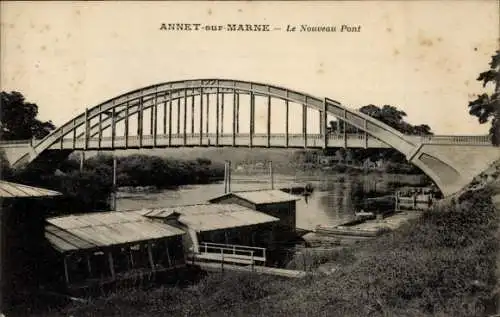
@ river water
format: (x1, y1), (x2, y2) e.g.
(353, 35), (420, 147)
(116, 172), (426, 230)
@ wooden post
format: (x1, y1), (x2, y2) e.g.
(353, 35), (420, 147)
(165, 241), (172, 267)
(86, 254), (92, 276)
(108, 252), (115, 279)
(267, 95), (271, 147)
(221, 249), (224, 273)
(269, 161), (274, 190)
(79, 151), (85, 171)
(63, 256), (70, 284)
(147, 243), (155, 271)
(129, 249), (135, 268)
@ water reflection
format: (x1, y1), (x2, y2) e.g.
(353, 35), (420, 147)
(117, 173), (426, 231)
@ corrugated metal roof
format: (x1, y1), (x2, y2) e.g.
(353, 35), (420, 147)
(45, 211), (185, 253)
(143, 203), (279, 232)
(0, 180), (62, 198)
(210, 190), (299, 205)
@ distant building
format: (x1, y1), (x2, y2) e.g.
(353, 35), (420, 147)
(45, 211), (186, 294)
(141, 203), (280, 251)
(0, 181), (62, 314)
(209, 190), (300, 242)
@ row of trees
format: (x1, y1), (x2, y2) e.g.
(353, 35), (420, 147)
(328, 104), (433, 136)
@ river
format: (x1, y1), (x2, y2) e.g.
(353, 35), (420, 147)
(116, 172), (426, 230)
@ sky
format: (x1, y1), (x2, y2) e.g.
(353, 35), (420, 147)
(1, 1), (498, 135)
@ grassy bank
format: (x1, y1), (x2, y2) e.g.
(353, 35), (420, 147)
(43, 184), (498, 317)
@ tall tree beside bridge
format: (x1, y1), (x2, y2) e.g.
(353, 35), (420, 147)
(468, 50), (500, 146)
(0, 91), (55, 140)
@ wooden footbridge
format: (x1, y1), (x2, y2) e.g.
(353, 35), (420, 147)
(188, 242), (307, 278)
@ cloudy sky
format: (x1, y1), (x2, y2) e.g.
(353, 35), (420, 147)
(1, 1), (498, 135)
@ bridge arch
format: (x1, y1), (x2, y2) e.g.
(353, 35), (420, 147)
(31, 79), (416, 154)
(8, 79), (498, 197)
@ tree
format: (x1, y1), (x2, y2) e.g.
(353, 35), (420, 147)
(359, 104), (433, 135)
(0, 91), (55, 140)
(468, 50), (500, 145)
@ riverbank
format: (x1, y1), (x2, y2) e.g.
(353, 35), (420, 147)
(43, 172), (499, 317)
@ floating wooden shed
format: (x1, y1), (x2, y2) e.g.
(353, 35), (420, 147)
(141, 203), (280, 252)
(45, 211), (185, 292)
(209, 190), (300, 241)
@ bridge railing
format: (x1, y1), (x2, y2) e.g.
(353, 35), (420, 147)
(197, 242), (267, 264)
(415, 135), (491, 145)
(0, 139), (34, 146)
(0, 134), (493, 146)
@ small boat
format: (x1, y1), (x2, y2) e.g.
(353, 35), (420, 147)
(315, 225), (387, 238)
(354, 211), (375, 220)
(280, 183), (314, 196)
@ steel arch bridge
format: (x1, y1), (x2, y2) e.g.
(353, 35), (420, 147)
(2, 79), (499, 196)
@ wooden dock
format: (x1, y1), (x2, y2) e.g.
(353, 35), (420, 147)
(193, 261), (308, 279)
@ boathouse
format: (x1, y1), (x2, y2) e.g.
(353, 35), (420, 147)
(141, 203), (280, 252)
(0, 181), (62, 314)
(208, 190), (300, 241)
(44, 211), (186, 293)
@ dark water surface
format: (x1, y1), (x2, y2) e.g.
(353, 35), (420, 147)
(116, 173), (426, 230)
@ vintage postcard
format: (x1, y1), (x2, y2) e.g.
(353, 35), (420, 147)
(1, 1), (499, 316)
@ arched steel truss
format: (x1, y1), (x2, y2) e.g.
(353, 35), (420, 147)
(33, 79), (417, 157)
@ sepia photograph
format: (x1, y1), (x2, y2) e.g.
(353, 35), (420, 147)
(0, 1), (499, 316)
